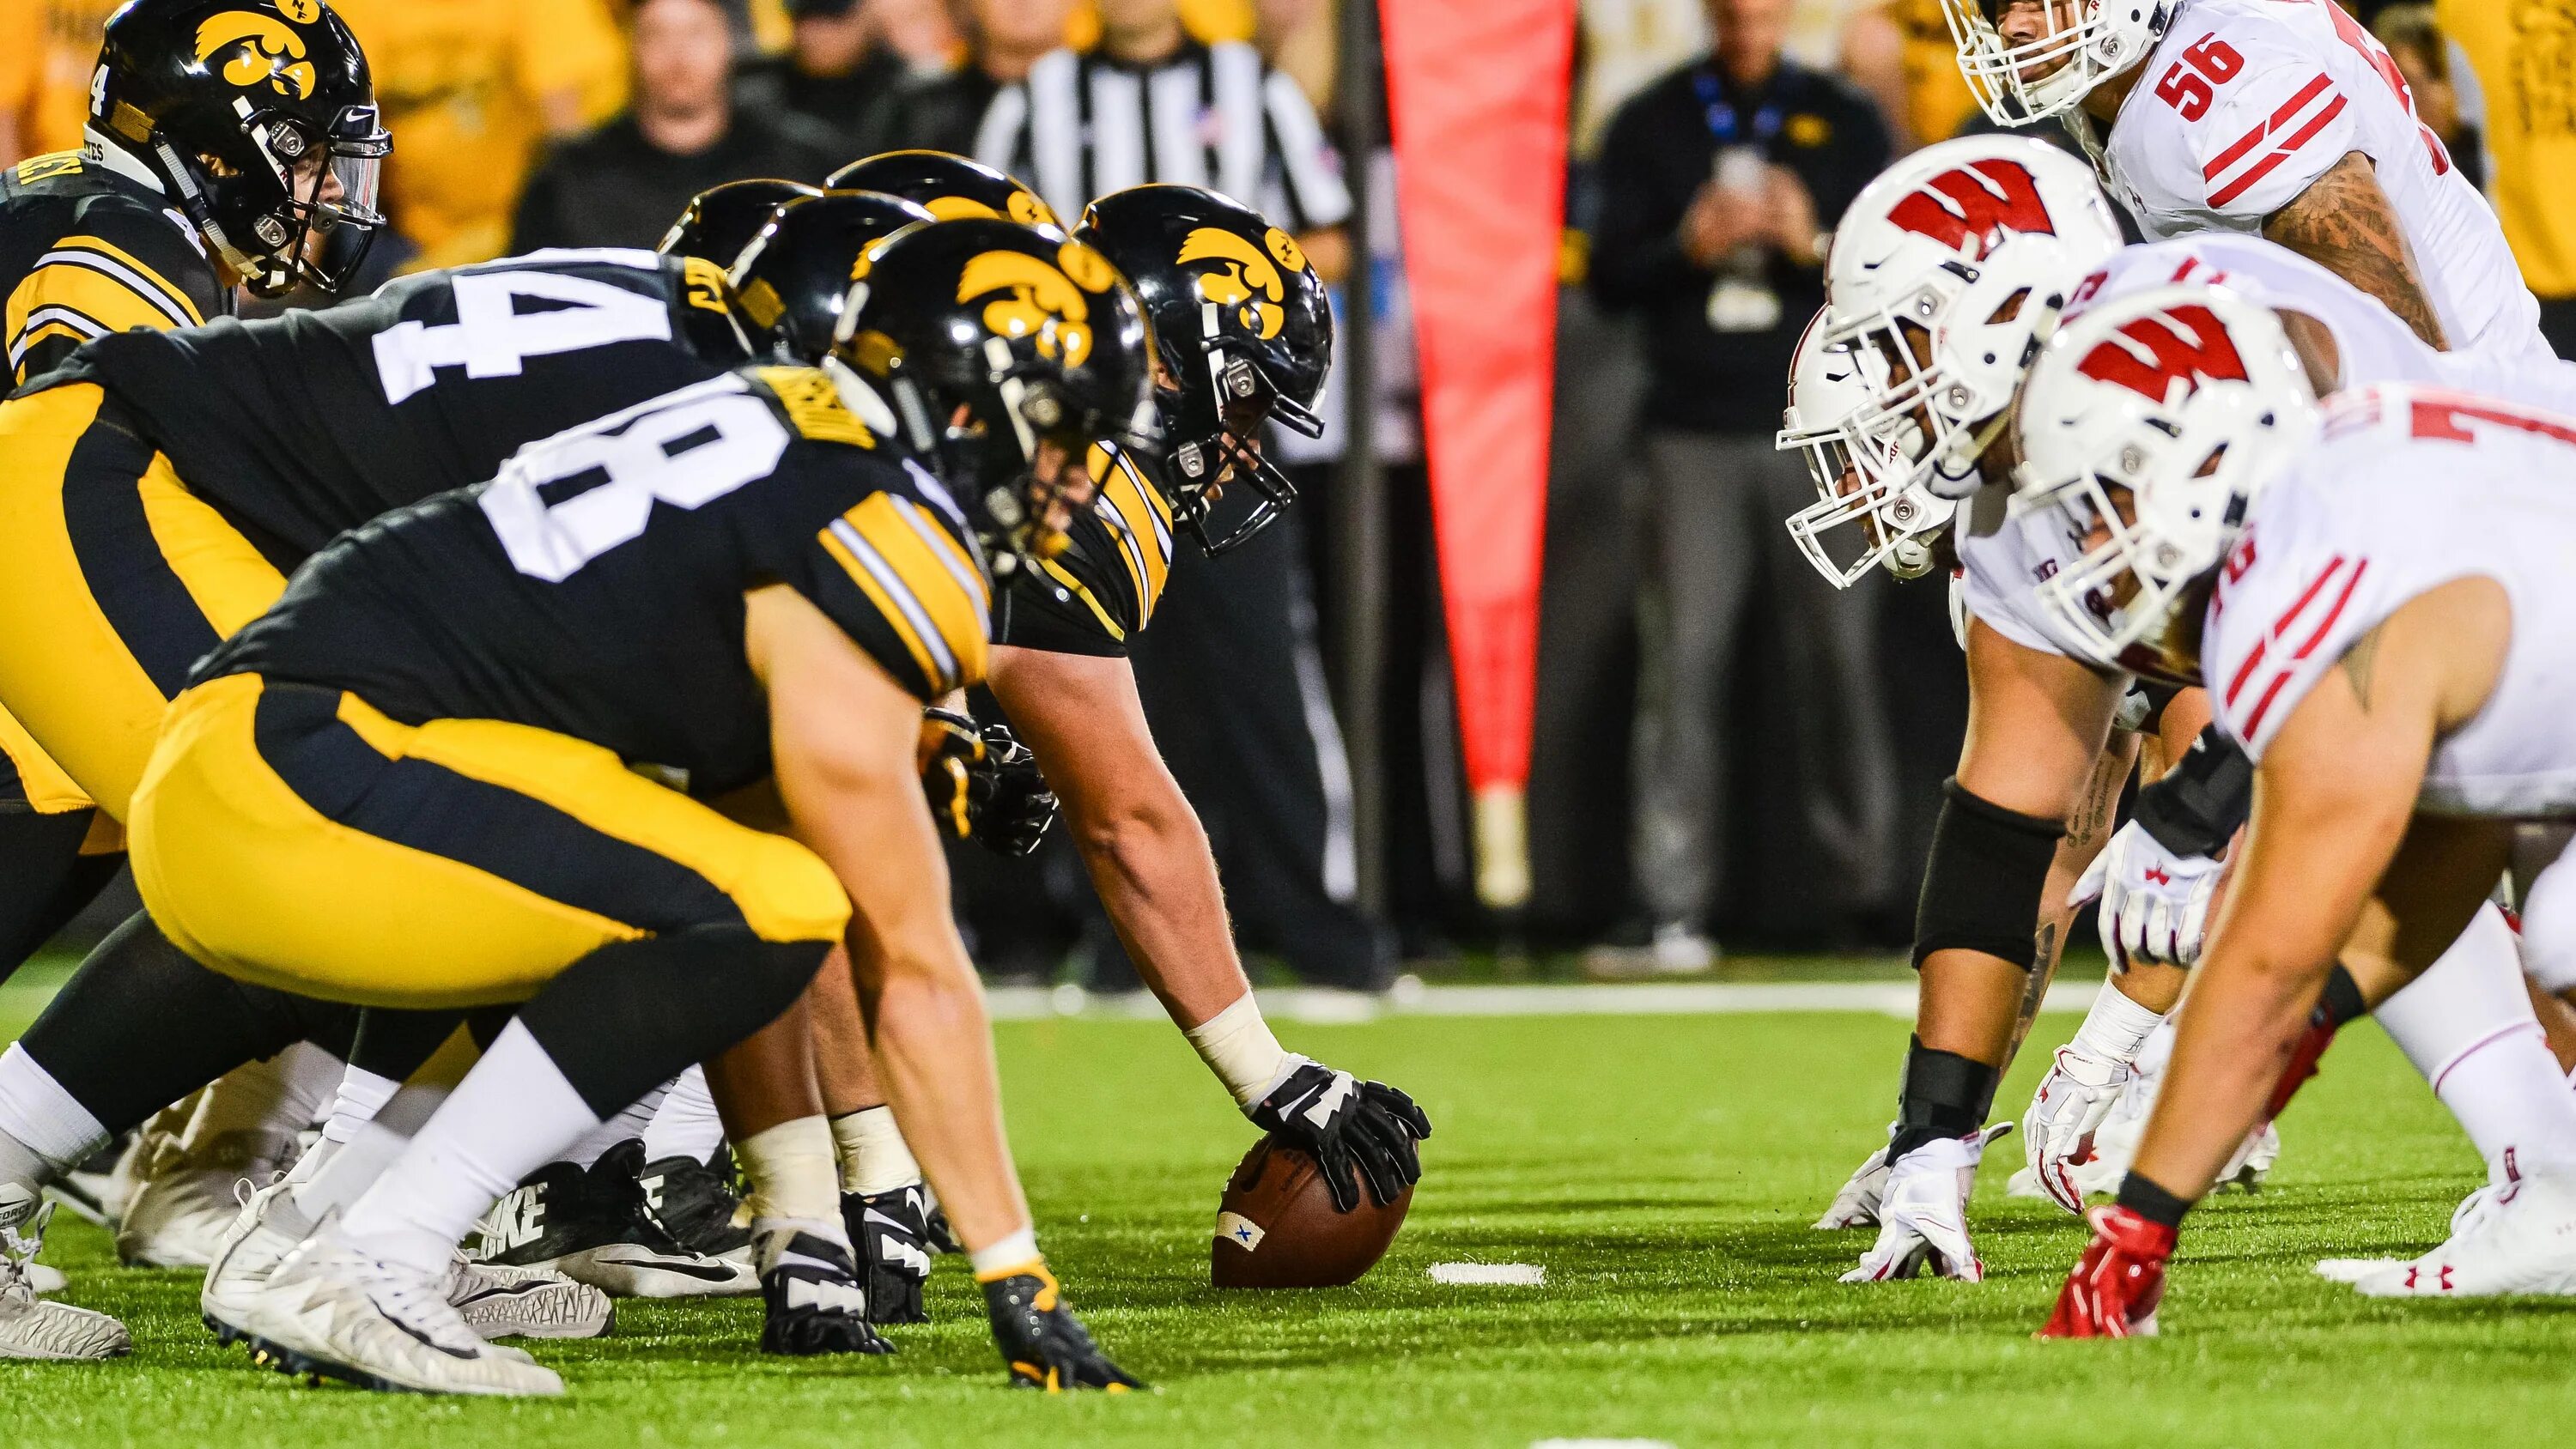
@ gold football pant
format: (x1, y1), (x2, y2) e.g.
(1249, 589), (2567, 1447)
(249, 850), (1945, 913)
(0, 383), (288, 821)
(131, 674), (852, 1010)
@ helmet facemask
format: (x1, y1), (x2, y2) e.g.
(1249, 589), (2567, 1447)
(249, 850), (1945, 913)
(1159, 309), (1321, 555)
(177, 101), (388, 296)
(1778, 331), (1955, 585)
(1828, 270), (2046, 502)
(1941, 1), (2167, 126)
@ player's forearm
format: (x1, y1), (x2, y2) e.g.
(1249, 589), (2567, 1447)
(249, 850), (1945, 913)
(1069, 784), (1250, 1030)
(2128, 943), (2327, 1201)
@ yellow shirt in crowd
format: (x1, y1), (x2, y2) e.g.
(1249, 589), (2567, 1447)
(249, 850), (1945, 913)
(331, 0), (629, 270)
(6, 1), (124, 160)
(1886, 0), (1978, 147)
(2440, 0), (2576, 300)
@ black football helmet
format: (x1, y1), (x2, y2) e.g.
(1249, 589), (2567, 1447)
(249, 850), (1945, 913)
(659, 178), (825, 269)
(833, 219), (1154, 578)
(1075, 185), (1331, 553)
(826, 150), (1062, 233)
(90, 0), (389, 296)
(729, 191), (936, 364)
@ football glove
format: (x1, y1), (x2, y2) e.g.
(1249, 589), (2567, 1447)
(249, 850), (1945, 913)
(1842, 1125), (2011, 1283)
(756, 1228), (895, 1356)
(920, 709), (986, 841)
(2038, 1203), (2174, 1338)
(918, 710), (1060, 857)
(1247, 1058), (1433, 1213)
(1814, 1142), (1890, 1229)
(2022, 1045), (2134, 1216)
(2072, 821), (2223, 970)
(841, 1185), (933, 1325)
(981, 1264), (1140, 1391)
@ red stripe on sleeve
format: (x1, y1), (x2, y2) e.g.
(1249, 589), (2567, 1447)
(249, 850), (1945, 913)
(2209, 94), (2348, 208)
(2202, 73), (2330, 180)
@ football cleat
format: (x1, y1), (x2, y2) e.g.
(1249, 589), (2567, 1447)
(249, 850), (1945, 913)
(240, 1242), (562, 1396)
(0, 1205), (128, 1361)
(471, 1141), (755, 1298)
(2318, 1175), (2506, 1284)
(981, 1264), (1139, 1391)
(447, 1257), (614, 1341)
(2349, 1170), (2576, 1298)
(1842, 1125), (2012, 1283)
(756, 1227), (893, 1356)
(843, 1185), (934, 1325)
(1814, 1142), (1892, 1229)
(118, 1127), (297, 1268)
(46, 1130), (137, 1228)
(641, 1149), (754, 1265)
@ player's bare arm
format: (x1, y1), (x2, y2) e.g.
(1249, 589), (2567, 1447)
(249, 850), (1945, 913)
(2263, 152), (2450, 352)
(2130, 579), (2506, 1200)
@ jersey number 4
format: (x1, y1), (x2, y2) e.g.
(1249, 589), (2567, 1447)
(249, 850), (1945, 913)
(374, 266), (675, 404)
(480, 381), (790, 582)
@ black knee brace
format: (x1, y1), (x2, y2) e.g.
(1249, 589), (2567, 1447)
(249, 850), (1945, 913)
(519, 928), (829, 1119)
(1912, 778), (2066, 971)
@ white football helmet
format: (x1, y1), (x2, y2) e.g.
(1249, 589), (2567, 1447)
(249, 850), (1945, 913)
(1779, 310), (1953, 585)
(2013, 283), (2320, 679)
(1824, 136), (2123, 503)
(1942, 1), (2175, 126)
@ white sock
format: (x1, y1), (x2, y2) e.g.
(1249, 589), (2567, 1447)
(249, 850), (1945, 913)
(641, 1064), (725, 1164)
(0, 1042), (107, 1176)
(289, 1078), (452, 1227)
(316, 1064), (399, 1148)
(558, 1079), (673, 1170)
(2379, 902), (2576, 1178)
(332, 1022), (603, 1276)
(185, 1042), (341, 1146)
(829, 1106), (921, 1197)
(736, 1115), (842, 1228)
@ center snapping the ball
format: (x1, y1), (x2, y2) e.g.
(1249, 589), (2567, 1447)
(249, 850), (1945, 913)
(1211, 1137), (1411, 1288)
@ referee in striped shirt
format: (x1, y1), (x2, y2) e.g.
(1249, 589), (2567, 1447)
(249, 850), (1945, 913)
(965, 0), (1389, 992)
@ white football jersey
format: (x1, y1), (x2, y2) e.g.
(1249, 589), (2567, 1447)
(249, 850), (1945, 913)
(2062, 234), (2436, 390)
(2094, 0), (2548, 367)
(2204, 385), (2576, 816)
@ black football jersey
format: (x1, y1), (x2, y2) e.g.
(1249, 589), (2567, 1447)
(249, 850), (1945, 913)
(203, 367), (993, 798)
(1, 150), (228, 385)
(993, 443), (1176, 657)
(38, 246), (748, 557)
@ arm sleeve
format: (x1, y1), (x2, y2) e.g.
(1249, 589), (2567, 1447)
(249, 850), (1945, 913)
(1585, 94), (1704, 311)
(2130, 726), (2257, 857)
(7, 197), (222, 384)
(2190, 65), (2361, 220)
(1261, 70), (1352, 231)
(801, 483), (995, 701)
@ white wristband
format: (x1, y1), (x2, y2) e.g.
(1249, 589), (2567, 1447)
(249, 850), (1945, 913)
(2073, 979), (2167, 1062)
(968, 1226), (1041, 1278)
(1184, 992), (1291, 1108)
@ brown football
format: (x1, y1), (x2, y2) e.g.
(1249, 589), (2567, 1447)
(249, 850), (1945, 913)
(1210, 1136), (1411, 1288)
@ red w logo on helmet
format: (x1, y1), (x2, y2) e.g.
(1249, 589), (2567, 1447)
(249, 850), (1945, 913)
(2075, 305), (2251, 405)
(1884, 160), (2055, 259)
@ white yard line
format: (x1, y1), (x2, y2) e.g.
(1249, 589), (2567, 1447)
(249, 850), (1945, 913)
(985, 979), (2101, 1023)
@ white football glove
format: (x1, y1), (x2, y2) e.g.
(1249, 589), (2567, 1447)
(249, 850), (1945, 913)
(2021, 1045), (2133, 1216)
(2072, 820), (2224, 970)
(1841, 1125), (2012, 1283)
(1814, 1142), (1891, 1229)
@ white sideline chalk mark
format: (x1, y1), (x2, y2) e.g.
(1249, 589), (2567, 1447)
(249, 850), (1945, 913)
(984, 980), (2100, 1024)
(1431, 1262), (1546, 1286)
(1532, 1440), (1675, 1448)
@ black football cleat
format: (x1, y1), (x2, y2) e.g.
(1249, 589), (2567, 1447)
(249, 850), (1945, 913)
(473, 1140), (756, 1299)
(981, 1265), (1141, 1391)
(841, 1185), (933, 1325)
(642, 1147), (755, 1265)
(757, 1228), (895, 1356)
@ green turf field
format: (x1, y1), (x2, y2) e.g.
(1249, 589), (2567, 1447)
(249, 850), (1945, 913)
(3, 970), (2567, 1447)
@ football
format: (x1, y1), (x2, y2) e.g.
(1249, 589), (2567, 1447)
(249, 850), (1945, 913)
(1210, 1137), (1411, 1288)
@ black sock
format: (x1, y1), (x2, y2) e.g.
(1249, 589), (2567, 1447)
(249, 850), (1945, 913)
(516, 927), (827, 1119)
(1886, 1035), (1999, 1161)
(2116, 1171), (2194, 1229)
(20, 911), (355, 1133)
(0, 808), (121, 986)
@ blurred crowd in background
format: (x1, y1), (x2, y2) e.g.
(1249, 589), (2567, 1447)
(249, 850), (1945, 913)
(1, 0), (2561, 985)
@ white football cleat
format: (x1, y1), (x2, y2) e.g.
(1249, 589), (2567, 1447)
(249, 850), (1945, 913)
(2318, 1176), (2506, 1284)
(2349, 1171), (2576, 1298)
(446, 1257), (613, 1341)
(240, 1241), (562, 1396)
(1842, 1125), (2012, 1283)
(1814, 1142), (1891, 1229)
(1, 1206), (129, 1361)
(118, 1128), (295, 1269)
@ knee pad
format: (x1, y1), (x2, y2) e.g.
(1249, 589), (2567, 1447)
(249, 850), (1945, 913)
(1913, 778), (2065, 971)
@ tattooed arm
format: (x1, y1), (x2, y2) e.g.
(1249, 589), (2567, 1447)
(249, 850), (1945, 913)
(2262, 151), (2449, 351)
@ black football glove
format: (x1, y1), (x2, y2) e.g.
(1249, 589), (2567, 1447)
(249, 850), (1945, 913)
(971, 721), (1058, 858)
(756, 1228), (896, 1356)
(841, 1185), (933, 1325)
(1247, 1058), (1433, 1213)
(919, 708), (986, 841)
(981, 1265), (1141, 1391)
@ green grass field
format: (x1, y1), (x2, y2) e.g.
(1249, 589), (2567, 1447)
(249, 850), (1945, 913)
(4, 967), (2568, 1447)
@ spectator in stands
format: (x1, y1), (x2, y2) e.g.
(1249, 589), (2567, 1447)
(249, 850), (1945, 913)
(2439, 1), (2565, 351)
(1838, 0), (1979, 152)
(335, 0), (629, 270)
(1589, 0), (1897, 970)
(878, 0), (1076, 156)
(2376, 4), (2482, 189)
(511, 0), (840, 256)
(733, 0), (935, 161)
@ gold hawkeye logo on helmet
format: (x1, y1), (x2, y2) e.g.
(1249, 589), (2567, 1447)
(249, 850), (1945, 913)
(196, 12), (317, 100)
(1178, 227), (1297, 341)
(957, 251), (1094, 368)
(920, 190), (1062, 231)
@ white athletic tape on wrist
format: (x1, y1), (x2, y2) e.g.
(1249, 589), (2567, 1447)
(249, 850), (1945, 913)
(830, 1105), (923, 1197)
(968, 1225), (1041, 1278)
(737, 1114), (841, 1224)
(2073, 980), (2166, 1062)
(1184, 992), (1291, 1108)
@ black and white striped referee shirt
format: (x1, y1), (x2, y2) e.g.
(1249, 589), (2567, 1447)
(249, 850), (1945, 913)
(972, 39), (1352, 234)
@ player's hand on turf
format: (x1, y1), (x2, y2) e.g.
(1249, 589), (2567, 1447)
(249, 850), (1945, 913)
(843, 1185), (934, 1324)
(981, 1265), (1141, 1391)
(1814, 1142), (1890, 1228)
(2039, 1203), (2173, 1339)
(1841, 1125), (2010, 1283)
(1248, 1058), (1433, 1213)
(2023, 1044), (2134, 1216)
(2073, 822), (2222, 970)
(971, 720), (1058, 858)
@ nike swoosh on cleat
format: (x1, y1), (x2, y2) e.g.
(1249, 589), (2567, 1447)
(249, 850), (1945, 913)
(370, 1295), (480, 1360)
(591, 1256), (740, 1282)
